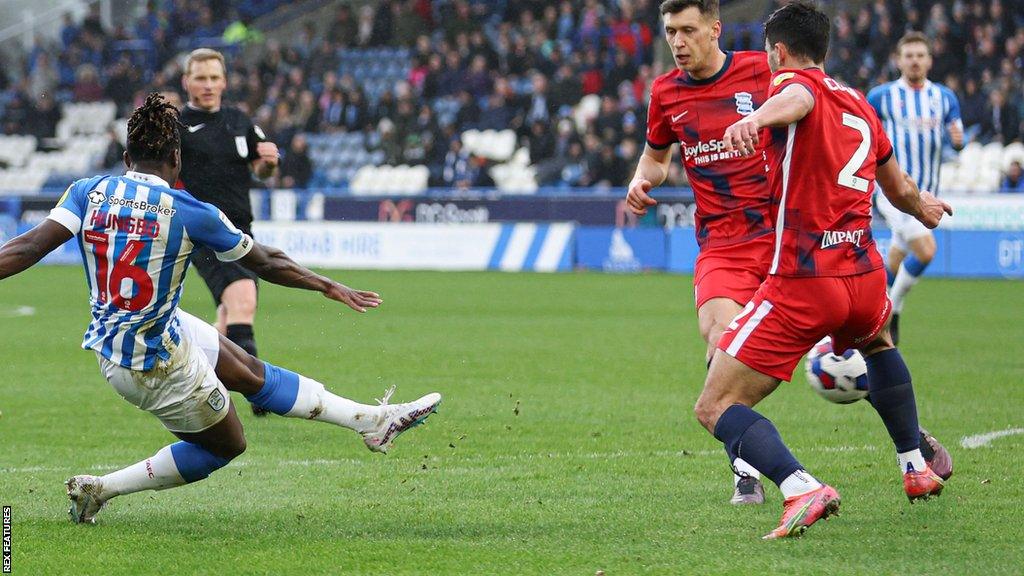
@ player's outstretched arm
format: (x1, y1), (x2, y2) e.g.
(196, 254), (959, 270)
(0, 220), (73, 281)
(724, 85), (814, 156)
(239, 242), (382, 313)
(876, 158), (953, 229)
(626, 143), (673, 216)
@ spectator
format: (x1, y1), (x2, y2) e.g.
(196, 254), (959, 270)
(982, 90), (1022, 145)
(23, 94), (61, 139)
(327, 5), (358, 47)
(1003, 160), (1024, 192)
(590, 143), (627, 188)
(280, 134), (313, 189)
(960, 78), (987, 133)
(105, 57), (141, 114)
(72, 64), (104, 102)
(60, 13), (80, 49)
(29, 52), (58, 98)
(101, 124), (126, 170)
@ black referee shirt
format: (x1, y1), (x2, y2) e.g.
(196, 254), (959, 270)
(178, 104), (267, 232)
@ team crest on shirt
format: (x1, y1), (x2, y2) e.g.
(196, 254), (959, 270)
(235, 136), (249, 158)
(207, 388), (226, 412)
(734, 92), (754, 116)
(87, 189), (106, 204)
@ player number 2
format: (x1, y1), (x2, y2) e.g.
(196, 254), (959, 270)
(84, 235), (155, 311)
(837, 113), (871, 192)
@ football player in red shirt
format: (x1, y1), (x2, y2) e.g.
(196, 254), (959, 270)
(626, 0), (780, 507)
(626, 0), (951, 508)
(703, 1), (952, 538)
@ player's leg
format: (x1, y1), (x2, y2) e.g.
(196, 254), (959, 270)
(175, 308), (443, 454)
(699, 353), (840, 539)
(220, 275), (265, 416)
(888, 230), (936, 344)
(844, 271), (945, 501)
(701, 279), (842, 538)
(857, 331), (944, 500)
(697, 297), (742, 363)
(221, 277), (259, 352)
(68, 342), (244, 524)
(697, 296), (764, 502)
(693, 246), (774, 503)
(217, 333), (440, 453)
(192, 246), (267, 416)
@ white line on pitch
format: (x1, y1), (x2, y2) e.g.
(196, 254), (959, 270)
(960, 427), (1024, 449)
(0, 306), (35, 318)
(0, 444), (882, 474)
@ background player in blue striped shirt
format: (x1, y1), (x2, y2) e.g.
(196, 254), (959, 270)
(0, 95), (441, 524)
(867, 32), (964, 344)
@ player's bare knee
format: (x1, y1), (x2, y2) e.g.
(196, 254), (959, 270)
(240, 352), (264, 382)
(694, 393), (726, 431)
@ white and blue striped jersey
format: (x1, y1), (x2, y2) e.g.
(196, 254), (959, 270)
(867, 79), (963, 194)
(46, 171), (253, 371)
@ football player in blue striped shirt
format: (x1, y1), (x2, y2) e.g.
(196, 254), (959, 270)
(0, 94), (442, 524)
(867, 32), (964, 344)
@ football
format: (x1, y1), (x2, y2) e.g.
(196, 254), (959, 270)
(804, 336), (870, 404)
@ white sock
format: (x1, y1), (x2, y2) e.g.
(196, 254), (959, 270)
(889, 263), (919, 313)
(733, 458), (761, 486)
(779, 469), (823, 499)
(897, 449), (927, 473)
(284, 376), (381, 433)
(98, 445), (185, 500)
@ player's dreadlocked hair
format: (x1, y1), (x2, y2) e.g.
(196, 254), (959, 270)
(126, 93), (181, 163)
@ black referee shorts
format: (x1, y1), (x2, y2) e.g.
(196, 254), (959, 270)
(192, 245), (259, 307)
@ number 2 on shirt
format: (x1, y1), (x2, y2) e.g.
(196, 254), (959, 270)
(837, 113), (871, 193)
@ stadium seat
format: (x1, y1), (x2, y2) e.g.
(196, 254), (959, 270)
(1002, 142), (1024, 172)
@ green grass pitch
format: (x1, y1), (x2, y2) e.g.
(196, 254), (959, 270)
(1, 266), (1022, 575)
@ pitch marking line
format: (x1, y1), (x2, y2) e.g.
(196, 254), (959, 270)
(0, 444), (880, 474)
(0, 306), (35, 318)
(960, 427), (1024, 449)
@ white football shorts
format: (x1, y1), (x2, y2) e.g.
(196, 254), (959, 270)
(97, 313), (229, 434)
(874, 191), (932, 252)
(175, 309), (221, 368)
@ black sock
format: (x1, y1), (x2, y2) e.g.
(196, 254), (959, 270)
(714, 404), (803, 487)
(865, 348), (920, 453)
(226, 324), (258, 358)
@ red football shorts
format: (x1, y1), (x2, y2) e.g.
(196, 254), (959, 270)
(716, 267), (891, 381)
(693, 234), (774, 309)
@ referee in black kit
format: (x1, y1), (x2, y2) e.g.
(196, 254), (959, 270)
(178, 48), (279, 416)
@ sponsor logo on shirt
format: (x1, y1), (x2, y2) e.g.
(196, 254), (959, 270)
(682, 138), (743, 165)
(87, 190), (106, 204)
(108, 196), (177, 217)
(821, 228), (866, 249)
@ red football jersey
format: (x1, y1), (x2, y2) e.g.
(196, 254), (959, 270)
(646, 51), (776, 249)
(766, 68), (894, 277)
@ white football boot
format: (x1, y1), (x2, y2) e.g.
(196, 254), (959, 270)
(66, 475), (107, 524)
(362, 386), (442, 454)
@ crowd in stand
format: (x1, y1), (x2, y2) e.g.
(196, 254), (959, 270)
(0, 0), (1022, 192)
